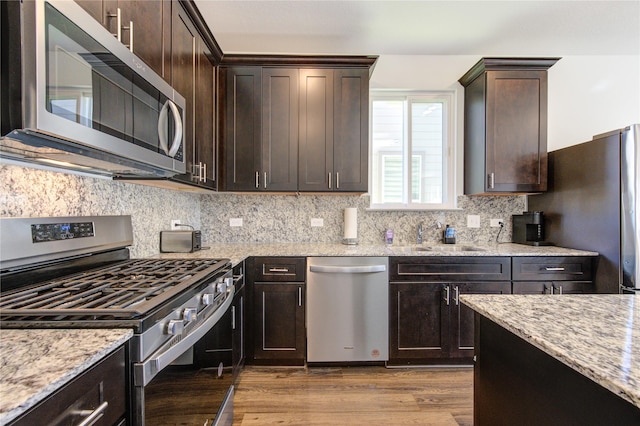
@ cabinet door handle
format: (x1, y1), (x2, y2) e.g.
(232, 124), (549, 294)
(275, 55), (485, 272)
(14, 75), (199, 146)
(255, 171), (259, 188)
(264, 172), (267, 189)
(454, 286), (460, 305)
(268, 267), (290, 273)
(231, 306), (236, 330)
(444, 286), (450, 305)
(556, 285), (563, 295)
(76, 401), (109, 426)
(203, 162), (207, 183)
(336, 172), (340, 189)
(122, 19), (133, 51)
(298, 287), (302, 306)
(115, 8), (122, 42)
(545, 267), (566, 271)
(487, 172), (495, 189)
(328, 172), (332, 189)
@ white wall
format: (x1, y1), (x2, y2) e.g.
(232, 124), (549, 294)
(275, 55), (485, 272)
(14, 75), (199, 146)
(370, 55), (640, 151)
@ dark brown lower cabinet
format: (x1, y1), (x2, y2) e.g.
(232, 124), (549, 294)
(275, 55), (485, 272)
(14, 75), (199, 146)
(474, 315), (640, 425)
(389, 256), (511, 365)
(253, 282), (305, 365)
(11, 346), (127, 426)
(512, 281), (594, 294)
(389, 281), (510, 364)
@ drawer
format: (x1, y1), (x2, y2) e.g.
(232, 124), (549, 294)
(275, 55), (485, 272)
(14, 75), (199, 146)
(389, 257), (511, 281)
(12, 346), (126, 426)
(512, 256), (594, 281)
(253, 257), (306, 282)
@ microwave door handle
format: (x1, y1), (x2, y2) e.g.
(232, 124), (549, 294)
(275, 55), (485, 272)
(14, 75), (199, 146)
(158, 100), (170, 155)
(167, 100), (183, 157)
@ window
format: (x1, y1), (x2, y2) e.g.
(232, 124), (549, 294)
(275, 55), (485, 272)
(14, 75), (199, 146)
(370, 92), (455, 210)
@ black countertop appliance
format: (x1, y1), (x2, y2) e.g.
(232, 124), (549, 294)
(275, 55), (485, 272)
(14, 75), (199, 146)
(512, 211), (546, 246)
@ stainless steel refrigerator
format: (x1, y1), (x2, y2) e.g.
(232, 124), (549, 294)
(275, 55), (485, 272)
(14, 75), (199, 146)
(528, 124), (639, 294)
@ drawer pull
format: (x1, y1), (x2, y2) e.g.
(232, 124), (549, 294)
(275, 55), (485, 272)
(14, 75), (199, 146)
(77, 401), (109, 426)
(544, 267), (566, 271)
(268, 267), (290, 273)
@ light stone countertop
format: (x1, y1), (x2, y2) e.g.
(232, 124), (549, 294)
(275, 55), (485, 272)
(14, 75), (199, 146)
(156, 242), (598, 266)
(460, 294), (640, 409)
(0, 328), (133, 424)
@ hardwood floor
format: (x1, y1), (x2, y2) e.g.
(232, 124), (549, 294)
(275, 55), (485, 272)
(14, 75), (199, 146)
(233, 366), (473, 425)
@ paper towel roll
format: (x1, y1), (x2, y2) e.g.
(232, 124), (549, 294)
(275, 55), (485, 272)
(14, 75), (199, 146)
(343, 208), (358, 243)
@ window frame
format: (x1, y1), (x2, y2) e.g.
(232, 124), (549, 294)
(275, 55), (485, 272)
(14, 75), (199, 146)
(369, 91), (457, 211)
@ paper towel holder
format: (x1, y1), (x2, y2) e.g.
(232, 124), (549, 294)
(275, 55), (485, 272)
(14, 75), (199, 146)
(342, 207), (358, 245)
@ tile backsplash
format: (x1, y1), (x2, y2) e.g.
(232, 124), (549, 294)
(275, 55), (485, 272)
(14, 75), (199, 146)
(1, 164), (524, 256)
(201, 192), (523, 246)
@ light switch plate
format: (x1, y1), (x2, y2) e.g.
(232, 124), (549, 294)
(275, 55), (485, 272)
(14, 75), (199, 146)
(229, 218), (243, 227)
(467, 215), (481, 228)
(310, 218), (324, 227)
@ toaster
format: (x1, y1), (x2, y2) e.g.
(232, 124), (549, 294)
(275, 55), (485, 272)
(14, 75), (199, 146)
(160, 230), (202, 253)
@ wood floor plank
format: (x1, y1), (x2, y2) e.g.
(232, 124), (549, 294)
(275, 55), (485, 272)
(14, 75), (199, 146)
(233, 366), (473, 425)
(240, 411), (459, 425)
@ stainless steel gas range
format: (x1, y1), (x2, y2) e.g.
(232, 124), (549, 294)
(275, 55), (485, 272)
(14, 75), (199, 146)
(0, 216), (235, 425)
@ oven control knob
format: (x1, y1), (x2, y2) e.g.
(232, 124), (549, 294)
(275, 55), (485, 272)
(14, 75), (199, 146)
(183, 307), (197, 322)
(216, 282), (227, 294)
(224, 277), (233, 289)
(201, 293), (216, 305)
(166, 319), (184, 336)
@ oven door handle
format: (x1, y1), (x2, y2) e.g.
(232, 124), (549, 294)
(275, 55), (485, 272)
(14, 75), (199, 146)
(134, 286), (234, 387)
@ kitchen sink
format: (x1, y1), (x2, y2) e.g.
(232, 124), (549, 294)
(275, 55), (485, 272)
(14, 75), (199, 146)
(416, 245), (487, 252)
(393, 245), (487, 253)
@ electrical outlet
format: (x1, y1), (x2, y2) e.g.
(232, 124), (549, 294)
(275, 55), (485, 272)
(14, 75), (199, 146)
(229, 218), (243, 227)
(310, 218), (324, 227)
(467, 215), (481, 228)
(170, 219), (180, 230)
(490, 218), (504, 227)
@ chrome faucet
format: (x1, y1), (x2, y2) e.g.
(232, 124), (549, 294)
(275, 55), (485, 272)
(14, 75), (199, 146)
(417, 223), (424, 244)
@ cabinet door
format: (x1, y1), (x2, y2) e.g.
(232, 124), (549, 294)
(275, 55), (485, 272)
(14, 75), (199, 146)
(333, 68), (369, 192)
(194, 41), (216, 188)
(261, 68), (299, 191)
(485, 69), (548, 192)
(194, 305), (232, 368)
(171, 6), (196, 183)
(512, 281), (552, 294)
(253, 283), (305, 363)
(116, 0), (168, 78)
(220, 67), (262, 190)
(450, 282), (511, 359)
(298, 69), (334, 191)
(389, 282), (449, 363)
(552, 281), (594, 294)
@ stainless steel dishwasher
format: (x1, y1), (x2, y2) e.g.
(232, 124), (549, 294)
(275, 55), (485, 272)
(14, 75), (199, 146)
(306, 257), (389, 363)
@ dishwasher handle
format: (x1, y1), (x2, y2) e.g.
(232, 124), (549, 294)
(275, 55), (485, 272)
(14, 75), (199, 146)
(309, 265), (387, 274)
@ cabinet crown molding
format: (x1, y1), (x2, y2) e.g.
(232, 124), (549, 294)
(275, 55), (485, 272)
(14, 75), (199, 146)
(458, 57), (560, 87)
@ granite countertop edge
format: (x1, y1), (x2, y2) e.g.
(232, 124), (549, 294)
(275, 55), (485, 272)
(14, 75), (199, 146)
(155, 242), (598, 266)
(0, 329), (133, 424)
(460, 294), (640, 409)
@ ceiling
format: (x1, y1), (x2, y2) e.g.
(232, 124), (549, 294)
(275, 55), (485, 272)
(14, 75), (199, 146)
(195, 0), (640, 57)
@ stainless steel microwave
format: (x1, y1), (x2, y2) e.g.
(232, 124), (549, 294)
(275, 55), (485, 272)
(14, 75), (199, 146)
(0, 0), (186, 178)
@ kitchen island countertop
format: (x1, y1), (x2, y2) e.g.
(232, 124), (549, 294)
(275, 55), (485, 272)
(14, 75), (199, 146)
(156, 242), (597, 266)
(460, 294), (640, 409)
(0, 328), (132, 424)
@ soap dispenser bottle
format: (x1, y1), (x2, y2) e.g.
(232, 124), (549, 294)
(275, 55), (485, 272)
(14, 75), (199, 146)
(444, 224), (456, 244)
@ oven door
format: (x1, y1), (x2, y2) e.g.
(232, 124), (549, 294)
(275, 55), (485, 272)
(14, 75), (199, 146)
(133, 285), (235, 425)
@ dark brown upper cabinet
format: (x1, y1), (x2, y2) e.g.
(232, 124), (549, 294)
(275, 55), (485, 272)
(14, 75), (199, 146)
(459, 58), (559, 195)
(299, 68), (370, 192)
(75, 0), (171, 81)
(218, 55), (377, 193)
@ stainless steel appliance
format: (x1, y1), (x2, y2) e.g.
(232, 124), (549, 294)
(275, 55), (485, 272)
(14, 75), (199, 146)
(160, 230), (202, 253)
(306, 257), (389, 363)
(0, 216), (234, 425)
(0, 0), (186, 178)
(528, 124), (639, 293)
